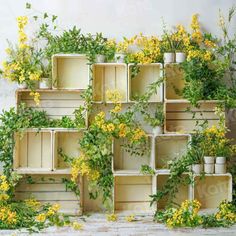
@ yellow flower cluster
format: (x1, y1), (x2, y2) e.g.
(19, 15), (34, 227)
(71, 155), (100, 183)
(190, 14), (203, 45)
(25, 198), (41, 209)
(106, 213), (118, 222)
(166, 200), (202, 228)
(72, 221), (83, 230)
(0, 206), (17, 225)
(46, 203), (60, 216)
(187, 49), (212, 62)
(17, 16), (28, 48)
(30, 92), (40, 106)
(125, 214), (135, 222)
(204, 39), (216, 48)
(132, 128), (147, 141)
(106, 89), (122, 103)
(215, 201), (236, 223)
(36, 213), (46, 222)
(118, 123), (127, 138)
(0, 175), (10, 201)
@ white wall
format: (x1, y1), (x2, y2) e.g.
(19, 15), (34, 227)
(0, 0), (236, 111)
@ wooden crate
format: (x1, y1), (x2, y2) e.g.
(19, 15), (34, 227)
(114, 175), (154, 213)
(92, 63), (128, 102)
(16, 90), (87, 121)
(112, 137), (153, 173)
(15, 174), (82, 215)
(156, 173), (190, 209)
(165, 101), (222, 133)
(13, 129), (53, 173)
(155, 134), (190, 170)
(193, 174), (232, 209)
(53, 129), (83, 173)
(128, 63), (163, 102)
(81, 177), (105, 213)
(52, 54), (89, 89)
(164, 63), (184, 100)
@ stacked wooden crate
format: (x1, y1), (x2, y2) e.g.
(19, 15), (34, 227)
(14, 56), (232, 215)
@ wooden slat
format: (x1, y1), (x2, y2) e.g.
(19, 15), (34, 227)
(166, 111), (218, 120)
(115, 202), (151, 211)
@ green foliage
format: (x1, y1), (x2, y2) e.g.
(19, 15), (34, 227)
(140, 165), (155, 175)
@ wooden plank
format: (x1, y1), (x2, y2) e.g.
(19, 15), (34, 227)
(115, 176), (152, 185)
(28, 132), (41, 168)
(19, 133), (28, 168)
(166, 111), (218, 120)
(42, 132), (53, 169)
(115, 202), (151, 211)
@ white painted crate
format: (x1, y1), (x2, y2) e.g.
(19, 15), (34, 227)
(112, 136), (153, 173)
(155, 134), (190, 170)
(52, 54), (90, 90)
(165, 100), (222, 133)
(128, 63), (163, 102)
(15, 174), (82, 215)
(156, 173), (191, 209)
(13, 129), (53, 173)
(92, 63), (128, 102)
(164, 63), (184, 100)
(192, 174), (232, 209)
(114, 174), (155, 213)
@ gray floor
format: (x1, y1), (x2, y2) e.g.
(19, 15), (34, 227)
(0, 214), (236, 236)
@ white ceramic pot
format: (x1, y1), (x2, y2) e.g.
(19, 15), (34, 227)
(18, 82), (27, 89)
(204, 156), (215, 164)
(164, 52), (175, 63)
(215, 164), (226, 174)
(39, 78), (51, 89)
(115, 53), (125, 63)
(192, 164), (203, 174)
(96, 54), (106, 63)
(216, 156), (226, 164)
(175, 52), (186, 63)
(204, 164), (214, 174)
(153, 126), (163, 136)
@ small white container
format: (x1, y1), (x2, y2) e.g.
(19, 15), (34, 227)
(115, 53), (125, 63)
(96, 54), (106, 63)
(39, 78), (51, 89)
(215, 164), (226, 174)
(153, 126), (163, 136)
(164, 52), (175, 63)
(204, 164), (214, 174)
(204, 156), (215, 164)
(18, 82), (27, 89)
(175, 52), (186, 63)
(216, 156), (226, 164)
(192, 164), (203, 174)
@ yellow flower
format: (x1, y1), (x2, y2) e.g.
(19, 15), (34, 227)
(118, 123), (127, 137)
(106, 213), (118, 222)
(36, 213), (46, 222)
(204, 39), (216, 48)
(191, 14), (200, 31)
(132, 128), (147, 141)
(72, 222), (83, 230)
(106, 123), (115, 132)
(0, 194), (9, 201)
(125, 214), (135, 222)
(203, 51), (212, 61)
(30, 92), (40, 106)
(111, 103), (121, 113)
(17, 16), (28, 29)
(25, 198), (41, 209)
(106, 89), (122, 103)
(0, 181), (10, 192)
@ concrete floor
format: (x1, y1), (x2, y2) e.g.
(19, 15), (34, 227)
(0, 214), (236, 236)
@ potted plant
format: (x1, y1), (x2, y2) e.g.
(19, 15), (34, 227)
(39, 59), (51, 89)
(190, 149), (204, 174)
(115, 41), (128, 63)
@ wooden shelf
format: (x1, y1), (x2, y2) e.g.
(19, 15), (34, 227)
(128, 63), (163, 102)
(155, 134), (190, 170)
(112, 137), (152, 173)
(52, 54), (89, 90)
(15, 174), (82, 215)
(92, 63), (128, 102)
(192, 174), (232, 209)
(114, 175), (154, 213)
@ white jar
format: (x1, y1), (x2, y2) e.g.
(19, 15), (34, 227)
(216, 156), (226, 164)
(39, 78), (51, 89)
(215, 164), (226, 174)
(96, 54), (106, 63)
(18, 82), (27, 89)
(175, 52), (186, 63)
(204, 164), (214, 174)
(153, 126), (163, 136)
(164, 52), (175, 63)
(204, 156), (215, 164)
(192, 164), (203, 174)
(115, 53), (125, 63)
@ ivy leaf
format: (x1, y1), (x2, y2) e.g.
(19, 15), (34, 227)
(43, 12), (48, 19)
(33, 15), (38, 21)
(52, 15), (57, 22)
(26, 2), (31, 9)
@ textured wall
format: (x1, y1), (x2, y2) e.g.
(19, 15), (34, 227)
(0, 0), (235, 111)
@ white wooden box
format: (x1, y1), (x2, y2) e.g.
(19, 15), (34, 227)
(164, 63), (184, 100)
(114, 175), (154, 213)
(165, 100), (222, 133)
(13, 129), (53, 173)
(112, 136), (153, 173)
(53, 129), (84, 173)
(15, 174), (82, 215)
(52, 54), (89, 90)
(156, 173), (191, 209)
(16, 90), (87, 122)
(128, 63), (163, 102)
(155, 134), (190, 170)
(92, 63), (128, 102)
(192, 174), (232, 209)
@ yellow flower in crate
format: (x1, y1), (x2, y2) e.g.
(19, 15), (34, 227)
(30, 92), (40, 106)
(106, 123), (115, 132)
(204, 39), (216, 48)
(106, 89), (122, 103)
(0, 181), (10, 192)
(132, 128), (147, 141)
(72, 222), (83, 230)
(25, 198), (41, 209)
(106, 213), (118, 222)
(36, 213), (47, 222)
